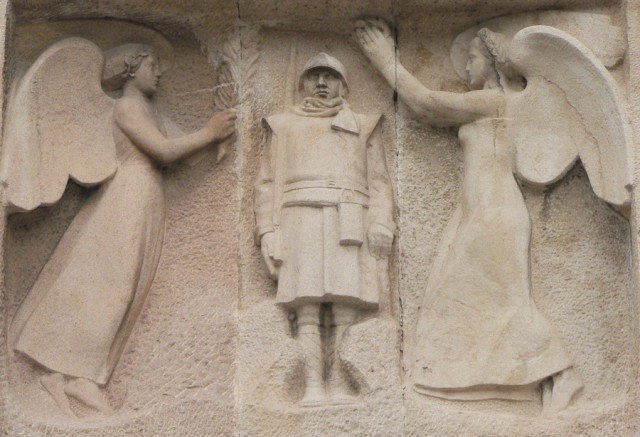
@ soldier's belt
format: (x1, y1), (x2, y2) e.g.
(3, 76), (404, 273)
(281, 180), (368, 246)
(282, 180), (369, 207)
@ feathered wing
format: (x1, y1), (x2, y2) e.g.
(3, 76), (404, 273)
(0, 37), (117, 213)
(508, 25), (632, 208)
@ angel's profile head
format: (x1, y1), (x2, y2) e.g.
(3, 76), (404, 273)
(102, 43), (160, 96)
(468, 28), (523, 91)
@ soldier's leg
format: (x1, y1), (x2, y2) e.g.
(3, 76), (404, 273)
(297, 303), (324, 406)
(328, 303), (358, 404)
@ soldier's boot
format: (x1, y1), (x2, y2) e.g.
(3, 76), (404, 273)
(298, 304), (325, 407)
(328, 304), (358, 405)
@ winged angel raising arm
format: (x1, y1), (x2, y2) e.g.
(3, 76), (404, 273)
(355, 19), (631, 414)
(2, 38), (235, 416)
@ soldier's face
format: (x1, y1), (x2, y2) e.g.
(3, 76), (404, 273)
(303, 68), (343, 100)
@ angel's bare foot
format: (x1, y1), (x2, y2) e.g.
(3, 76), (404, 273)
(300, 386), (325, 408)
(543, 368), (583, 415)
(40, 373), (76, 417)
(64, 378), (113, 415)
(330, 388), (358, 406)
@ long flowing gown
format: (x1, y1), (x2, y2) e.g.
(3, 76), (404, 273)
(412, 117), (572, 401)
(9, 101), (166, 386)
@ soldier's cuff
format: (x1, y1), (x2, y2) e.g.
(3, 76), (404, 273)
(254, 225), (274, 246)
(368, 222), (395, 239)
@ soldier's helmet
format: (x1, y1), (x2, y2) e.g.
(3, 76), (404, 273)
(299, 52), (348, 93)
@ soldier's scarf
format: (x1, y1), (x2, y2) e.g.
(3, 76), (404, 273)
(292, 97), (360, 134)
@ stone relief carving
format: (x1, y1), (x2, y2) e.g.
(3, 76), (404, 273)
(355, 18), (631, 414)
(254, 52), (396, 406)
(1, 36), (235, 416)
(0, 2), (637, 435)
(187, 24), (261, 165)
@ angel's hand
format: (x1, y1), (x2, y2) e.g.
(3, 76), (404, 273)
(207, 109), (237, 143)
(353, 18), (395, 70)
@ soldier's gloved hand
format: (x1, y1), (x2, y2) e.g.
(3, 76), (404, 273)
(260, 232), (279, 281)
(367, 224), (394, 260)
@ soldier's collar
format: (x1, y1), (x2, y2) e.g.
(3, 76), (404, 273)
(331, 107), (360, 135)
(291, 97), (360, 135)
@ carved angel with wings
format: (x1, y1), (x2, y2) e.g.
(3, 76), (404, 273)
(355, 19), (631, 414)
(2, 38), (235, 416)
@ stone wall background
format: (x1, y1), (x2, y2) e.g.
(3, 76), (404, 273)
(0, 0), (638, 435)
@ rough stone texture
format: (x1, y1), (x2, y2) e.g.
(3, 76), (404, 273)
(0, 0), (639, 435)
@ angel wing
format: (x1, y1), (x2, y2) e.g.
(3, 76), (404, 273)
(507, 25), (632, 208)
(0, 37), (117, 213)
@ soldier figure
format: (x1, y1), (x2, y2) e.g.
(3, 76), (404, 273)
(254, 52), (395, 406)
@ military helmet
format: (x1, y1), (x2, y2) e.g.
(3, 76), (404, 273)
(299, 52), (348, 92)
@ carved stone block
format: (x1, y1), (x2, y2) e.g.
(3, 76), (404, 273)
(0, 1), (638, 436)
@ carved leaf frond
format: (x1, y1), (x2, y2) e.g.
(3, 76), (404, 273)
(207, 25), (262, 111)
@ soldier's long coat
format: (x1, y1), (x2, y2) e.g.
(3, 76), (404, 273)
(254, 110), (394, 308)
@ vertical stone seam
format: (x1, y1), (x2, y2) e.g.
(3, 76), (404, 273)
(0, 0), (12, 430)
(233, 2), (243, 436)
(622, 0), (640, 414)
(391, 1), (407, 436)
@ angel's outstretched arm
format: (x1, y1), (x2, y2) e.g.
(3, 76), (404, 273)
(114, 97), (235, 165)
(397, 84), (502, 127)
(354, 19), (501, 127)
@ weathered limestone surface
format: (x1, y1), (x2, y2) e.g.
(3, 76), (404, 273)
(0, 1), (638, 436)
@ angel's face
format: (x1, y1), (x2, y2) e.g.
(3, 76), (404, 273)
(466, 41), (492, 90)
(132, 54), (161, 97)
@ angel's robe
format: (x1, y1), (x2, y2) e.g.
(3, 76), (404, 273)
(9, 112), (166, 385)
(412, 117), (572, 401)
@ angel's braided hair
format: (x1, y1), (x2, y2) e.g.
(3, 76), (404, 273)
(122, 45), (153, 78)
(123, 47), (154, 78)
(476, 28), (524, 90)
(102, 43), (155, 92)
(477, 29), (509, 68)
